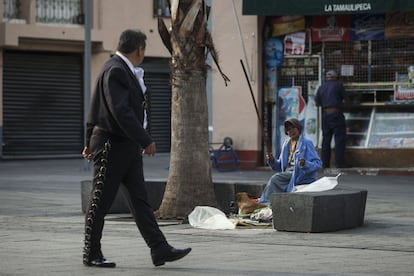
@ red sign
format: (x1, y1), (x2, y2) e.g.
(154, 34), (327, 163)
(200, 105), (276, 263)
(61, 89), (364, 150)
(312, 15), (351, 41)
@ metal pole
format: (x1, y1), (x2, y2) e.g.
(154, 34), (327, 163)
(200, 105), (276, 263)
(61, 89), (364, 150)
(240, 59), (270, 154)
(83, 0), (91, 145)
(240, 60), (261, 124)
(83, 0), (91, 170)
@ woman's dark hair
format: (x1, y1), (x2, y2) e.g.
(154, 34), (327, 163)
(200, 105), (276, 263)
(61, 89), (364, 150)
(117, 29), (147, 54)
(284, 118), (302, 135)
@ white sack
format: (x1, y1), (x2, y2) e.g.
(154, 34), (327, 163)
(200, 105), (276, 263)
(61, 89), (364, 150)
(293, 174), (341, 193)
(188, 206), (236, 230)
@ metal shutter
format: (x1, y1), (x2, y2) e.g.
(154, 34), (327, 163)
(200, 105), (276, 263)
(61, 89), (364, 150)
(142, 58), (171, 153)
(2, 50), (83, 158)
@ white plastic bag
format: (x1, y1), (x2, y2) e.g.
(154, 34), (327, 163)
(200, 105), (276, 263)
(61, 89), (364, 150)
(188, 206), (236, 230)
(250, 206), (273, 221)
(293, 174), (341, 193)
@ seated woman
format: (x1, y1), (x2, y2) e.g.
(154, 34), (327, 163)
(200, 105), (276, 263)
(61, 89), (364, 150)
(258, 118), (322, 204)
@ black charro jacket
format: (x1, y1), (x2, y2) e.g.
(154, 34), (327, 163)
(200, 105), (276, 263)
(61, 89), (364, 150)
(85, 55), (152, 149)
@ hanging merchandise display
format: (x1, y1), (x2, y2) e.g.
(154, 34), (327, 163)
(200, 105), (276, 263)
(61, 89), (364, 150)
(276, 86), (306, 154)
(271, 16), (305, 37)
(264, 38), (283, 103)
(304, 80), (320, 146)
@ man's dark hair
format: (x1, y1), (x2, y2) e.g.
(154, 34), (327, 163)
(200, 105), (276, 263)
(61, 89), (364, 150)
(117, 29), (147, 54)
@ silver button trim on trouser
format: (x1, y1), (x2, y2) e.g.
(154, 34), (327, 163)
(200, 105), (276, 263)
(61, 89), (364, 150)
(83, 141), (111, 264)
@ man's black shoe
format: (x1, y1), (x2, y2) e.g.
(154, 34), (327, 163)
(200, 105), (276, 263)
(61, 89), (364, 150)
(85, 257), (116, 268)
(151, 246), (192, 267)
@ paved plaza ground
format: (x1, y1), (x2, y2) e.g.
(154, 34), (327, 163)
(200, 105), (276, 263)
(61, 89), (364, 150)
(0, 156), (413, 275)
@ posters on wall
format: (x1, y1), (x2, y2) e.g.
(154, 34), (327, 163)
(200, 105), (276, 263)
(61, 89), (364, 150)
(351, 14), (385, 40)
(271, 16), (305, 37)
(270, 12), (414, 45)
(284, 32), (306, 55)
(385, 11), (414, 39)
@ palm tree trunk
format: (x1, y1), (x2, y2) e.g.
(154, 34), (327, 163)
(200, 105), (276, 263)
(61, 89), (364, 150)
(156, 0), (219, 219)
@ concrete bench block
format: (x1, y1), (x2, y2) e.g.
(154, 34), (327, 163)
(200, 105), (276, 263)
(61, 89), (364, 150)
(213, 183), (235, 214)
(81, 180), (266, 215)
(214, 182), (266, 214)
(272, 189), (367, 233)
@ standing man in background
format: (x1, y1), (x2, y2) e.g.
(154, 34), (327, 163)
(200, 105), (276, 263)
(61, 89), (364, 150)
(82, 29), (191, 268)
(315, 70), (349, 168)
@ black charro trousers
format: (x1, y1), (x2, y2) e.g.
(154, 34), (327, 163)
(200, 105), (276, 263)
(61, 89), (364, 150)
(83, 133), (167, 262)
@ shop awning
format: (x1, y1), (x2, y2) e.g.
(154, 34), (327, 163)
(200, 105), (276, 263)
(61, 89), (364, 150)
(242, 0), (414, 16)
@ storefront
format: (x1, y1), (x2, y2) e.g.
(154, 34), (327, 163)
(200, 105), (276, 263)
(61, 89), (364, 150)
(243, 0), (414, 167)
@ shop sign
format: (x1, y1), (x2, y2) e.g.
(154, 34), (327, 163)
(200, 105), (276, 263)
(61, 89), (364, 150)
(324, 3), (372, 13)
(243, 0), (414, 16)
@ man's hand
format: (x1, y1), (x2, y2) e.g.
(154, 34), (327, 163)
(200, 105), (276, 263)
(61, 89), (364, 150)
(82, 146), (93, 162)
(143, 142), (156, 156)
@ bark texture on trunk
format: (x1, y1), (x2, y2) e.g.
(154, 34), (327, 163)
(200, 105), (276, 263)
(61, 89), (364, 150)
(159, 72), (216, 219)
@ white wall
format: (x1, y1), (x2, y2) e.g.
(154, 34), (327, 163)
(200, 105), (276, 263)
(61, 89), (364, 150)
(210, 0), (261, 151)
(95, 0), (170, 57)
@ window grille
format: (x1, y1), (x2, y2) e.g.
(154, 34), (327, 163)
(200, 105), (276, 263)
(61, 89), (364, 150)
(320, 39), (414, 83)
(36, 0), (83, 24)
(3, 0), (21, 20)
(153, 0), (170, 17)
